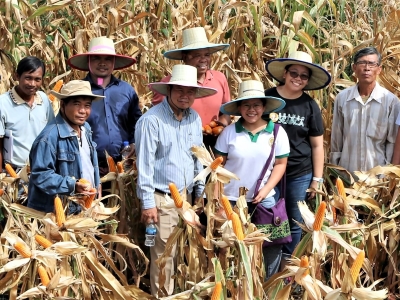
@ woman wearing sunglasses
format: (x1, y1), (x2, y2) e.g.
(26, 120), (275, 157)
(264, 51), (331, 267)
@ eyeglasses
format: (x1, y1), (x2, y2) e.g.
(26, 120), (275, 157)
(355, 61), (380, 68)
(287, 70), (309, 81)
(241, 103), (264, 110)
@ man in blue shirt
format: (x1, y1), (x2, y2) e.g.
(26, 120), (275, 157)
(135, 65), (216, 296)
(67, 37), (142, 175)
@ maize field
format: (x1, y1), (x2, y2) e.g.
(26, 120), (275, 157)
(1, 0), (400, 299)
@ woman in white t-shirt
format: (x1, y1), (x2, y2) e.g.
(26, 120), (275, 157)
(214, 80), (290, 280)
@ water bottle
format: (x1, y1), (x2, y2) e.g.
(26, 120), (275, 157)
(144, 220), (157, 247)
(121, 141), (131, 160)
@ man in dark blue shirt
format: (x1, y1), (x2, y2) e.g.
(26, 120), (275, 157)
(67, 36), (142, 175)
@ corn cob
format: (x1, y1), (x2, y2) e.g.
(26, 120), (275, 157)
(117, 162), (124, 173)
(231, 212), (244, 240)
(14, 242), (32, 258)
(313, 201), (326, 231)
(54, 196), (65, 227)
(168, 183), (183, 208)
(38, 265), (50, 286)
(0, 189), (4, 196)
(107, 156), (117, 173)
(84, 188), (97, 208)
(210, 156), (223, 170)
(35, 234), (53, 249)
(48, 80), (63, 102)
(5, 163), (18, 178)
(300, 255), (309, 277)
(336, 177), (346, 198)
(211, 281), (222, 300)
(220, 195), (234, 220)
(350, 250), (365, 284)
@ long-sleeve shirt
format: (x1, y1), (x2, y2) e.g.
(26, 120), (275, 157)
(84, 74), (142, 160)
(330, 82), (400, 173)
(135, 100), (204, 209)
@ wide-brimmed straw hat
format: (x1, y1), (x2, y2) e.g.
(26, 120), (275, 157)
(220, 80), (285, 116)
(149, 65), (217, 98)
(265, 51), (331, 90)
(51, 80), (105, 101)
(163, 27), (229, 60)
(67, 37), (136, 71)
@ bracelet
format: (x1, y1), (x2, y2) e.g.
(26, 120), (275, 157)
(312, 177), (324, 183)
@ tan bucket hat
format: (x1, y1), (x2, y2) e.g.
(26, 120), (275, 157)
(220, 80), (285, 116)
(148, 65), (217, 98)
(51, 80), (105, 101)
(265, 51), (331, 90)
(67, 37), (136, 71)
(163, 27), (229, 60)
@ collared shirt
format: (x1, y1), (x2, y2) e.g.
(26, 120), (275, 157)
(135, 99), (204, 209)
(0, 87), (55, 167)
(214, 119), (290, 202)
(84, 74), (142, 160)
(151, 70), (230, 126)
(330, 82), (400, 172)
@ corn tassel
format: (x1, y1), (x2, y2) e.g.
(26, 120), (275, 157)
(54, 196), (65, 227)
(117, 162), (124, 173)
(5, 163), (18, 178)
(336, 177), (346, 198)
(84, 188), (97, 208)
(35, 235), (53, 249)
(313, 201), (326, 231)
(107, 156), (117, 173)
(210, 156), (223, 170)
(169, 183), (183, 208)
(38, 265), (50, 286)
(231, 212), (244, 240)
(211, 282), (222, 300)
(300, 255), (309, 277)
(48, 80), (63, 102)
(14, 242), (32, 258)
(350, 250), (365, 284)
(220, 195), (234, 220)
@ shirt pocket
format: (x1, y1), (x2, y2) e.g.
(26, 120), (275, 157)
(57, 150), (76, 162)
(366, 118), (387, 140)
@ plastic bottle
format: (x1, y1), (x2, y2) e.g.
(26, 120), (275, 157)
(144, 220), (157, 247)
(121, 141), (131, 160)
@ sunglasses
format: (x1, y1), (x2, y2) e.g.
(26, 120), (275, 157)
(287, 70), (310, 81)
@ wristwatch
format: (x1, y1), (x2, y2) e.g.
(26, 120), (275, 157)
(312, 177), (324, 183)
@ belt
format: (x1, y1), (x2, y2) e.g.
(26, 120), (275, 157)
(154, 188), (189, 196)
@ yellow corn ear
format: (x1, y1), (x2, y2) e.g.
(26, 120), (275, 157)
(211, 281), (222, 300)
(38, 265), (50, 286)
(0, 189), (4, 196)
(84, 188), (97, 208)
(220, 195), (234, 220)
(35, 235), (53, 249)
(14, 242), (32, 258)
(5, 163), (18, 178)
(169, 183), (183, 208)
(78, 178), (91, 185)
(300, 255), (309, 277)
(210, 156), (223, 170)
(107, 156), (117, 173)
(117, 162), (124, 174)
(231, 212), (244, 240)
(313, 201), (326, 231)
(336, 177), (346, 198)
(48, 80), (63, 102)
(54, 196), (66, 227)
(350, 250), (365, 284)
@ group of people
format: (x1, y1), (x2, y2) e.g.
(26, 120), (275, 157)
(1, 26), (399, 297)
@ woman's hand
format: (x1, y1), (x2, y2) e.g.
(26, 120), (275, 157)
(252, 187), (270, 204)
(307, 180), (318, 199)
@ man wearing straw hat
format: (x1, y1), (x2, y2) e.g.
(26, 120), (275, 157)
(331, 47), (400, 173)
(152, 27), (231, 148)
(67, 37), (142, 175)
(135, 64), (217, 296)
(27, 80), (102, 214)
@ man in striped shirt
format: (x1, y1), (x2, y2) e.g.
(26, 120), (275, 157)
(135, 65), (216, 297)
(330, 47), (400, 173)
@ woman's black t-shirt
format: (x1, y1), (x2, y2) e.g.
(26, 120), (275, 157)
(265, 87), (324, 178)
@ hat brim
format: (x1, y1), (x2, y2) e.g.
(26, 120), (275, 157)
(163, 43), (229, 60)
(265, 58), (331, 90)
(67, 54), (136, 71)
(50, 90), (105, 101)
(220, 96), (286, 116)
(148, 81), (217, 98)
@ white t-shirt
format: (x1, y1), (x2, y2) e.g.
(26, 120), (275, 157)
(214, 120), (290, 202)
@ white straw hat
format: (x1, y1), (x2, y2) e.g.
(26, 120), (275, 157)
(149, 65), (217, 98)
(265, 51), (331, 90)
(51, 80), (105, 101)
(67, 37), (136, 71)
(163, 27), (229, 60)
(220, 80), (285, 116)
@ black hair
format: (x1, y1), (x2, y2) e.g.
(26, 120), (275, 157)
(16, 56), (46, 77)
(284, 64), (312, 77)
(61, 95), (95, 105)
(236, 98), (267, 107)
(353, 47), (382, 65)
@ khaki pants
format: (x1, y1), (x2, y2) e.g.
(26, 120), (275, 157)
(150, 192), (192, 297)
